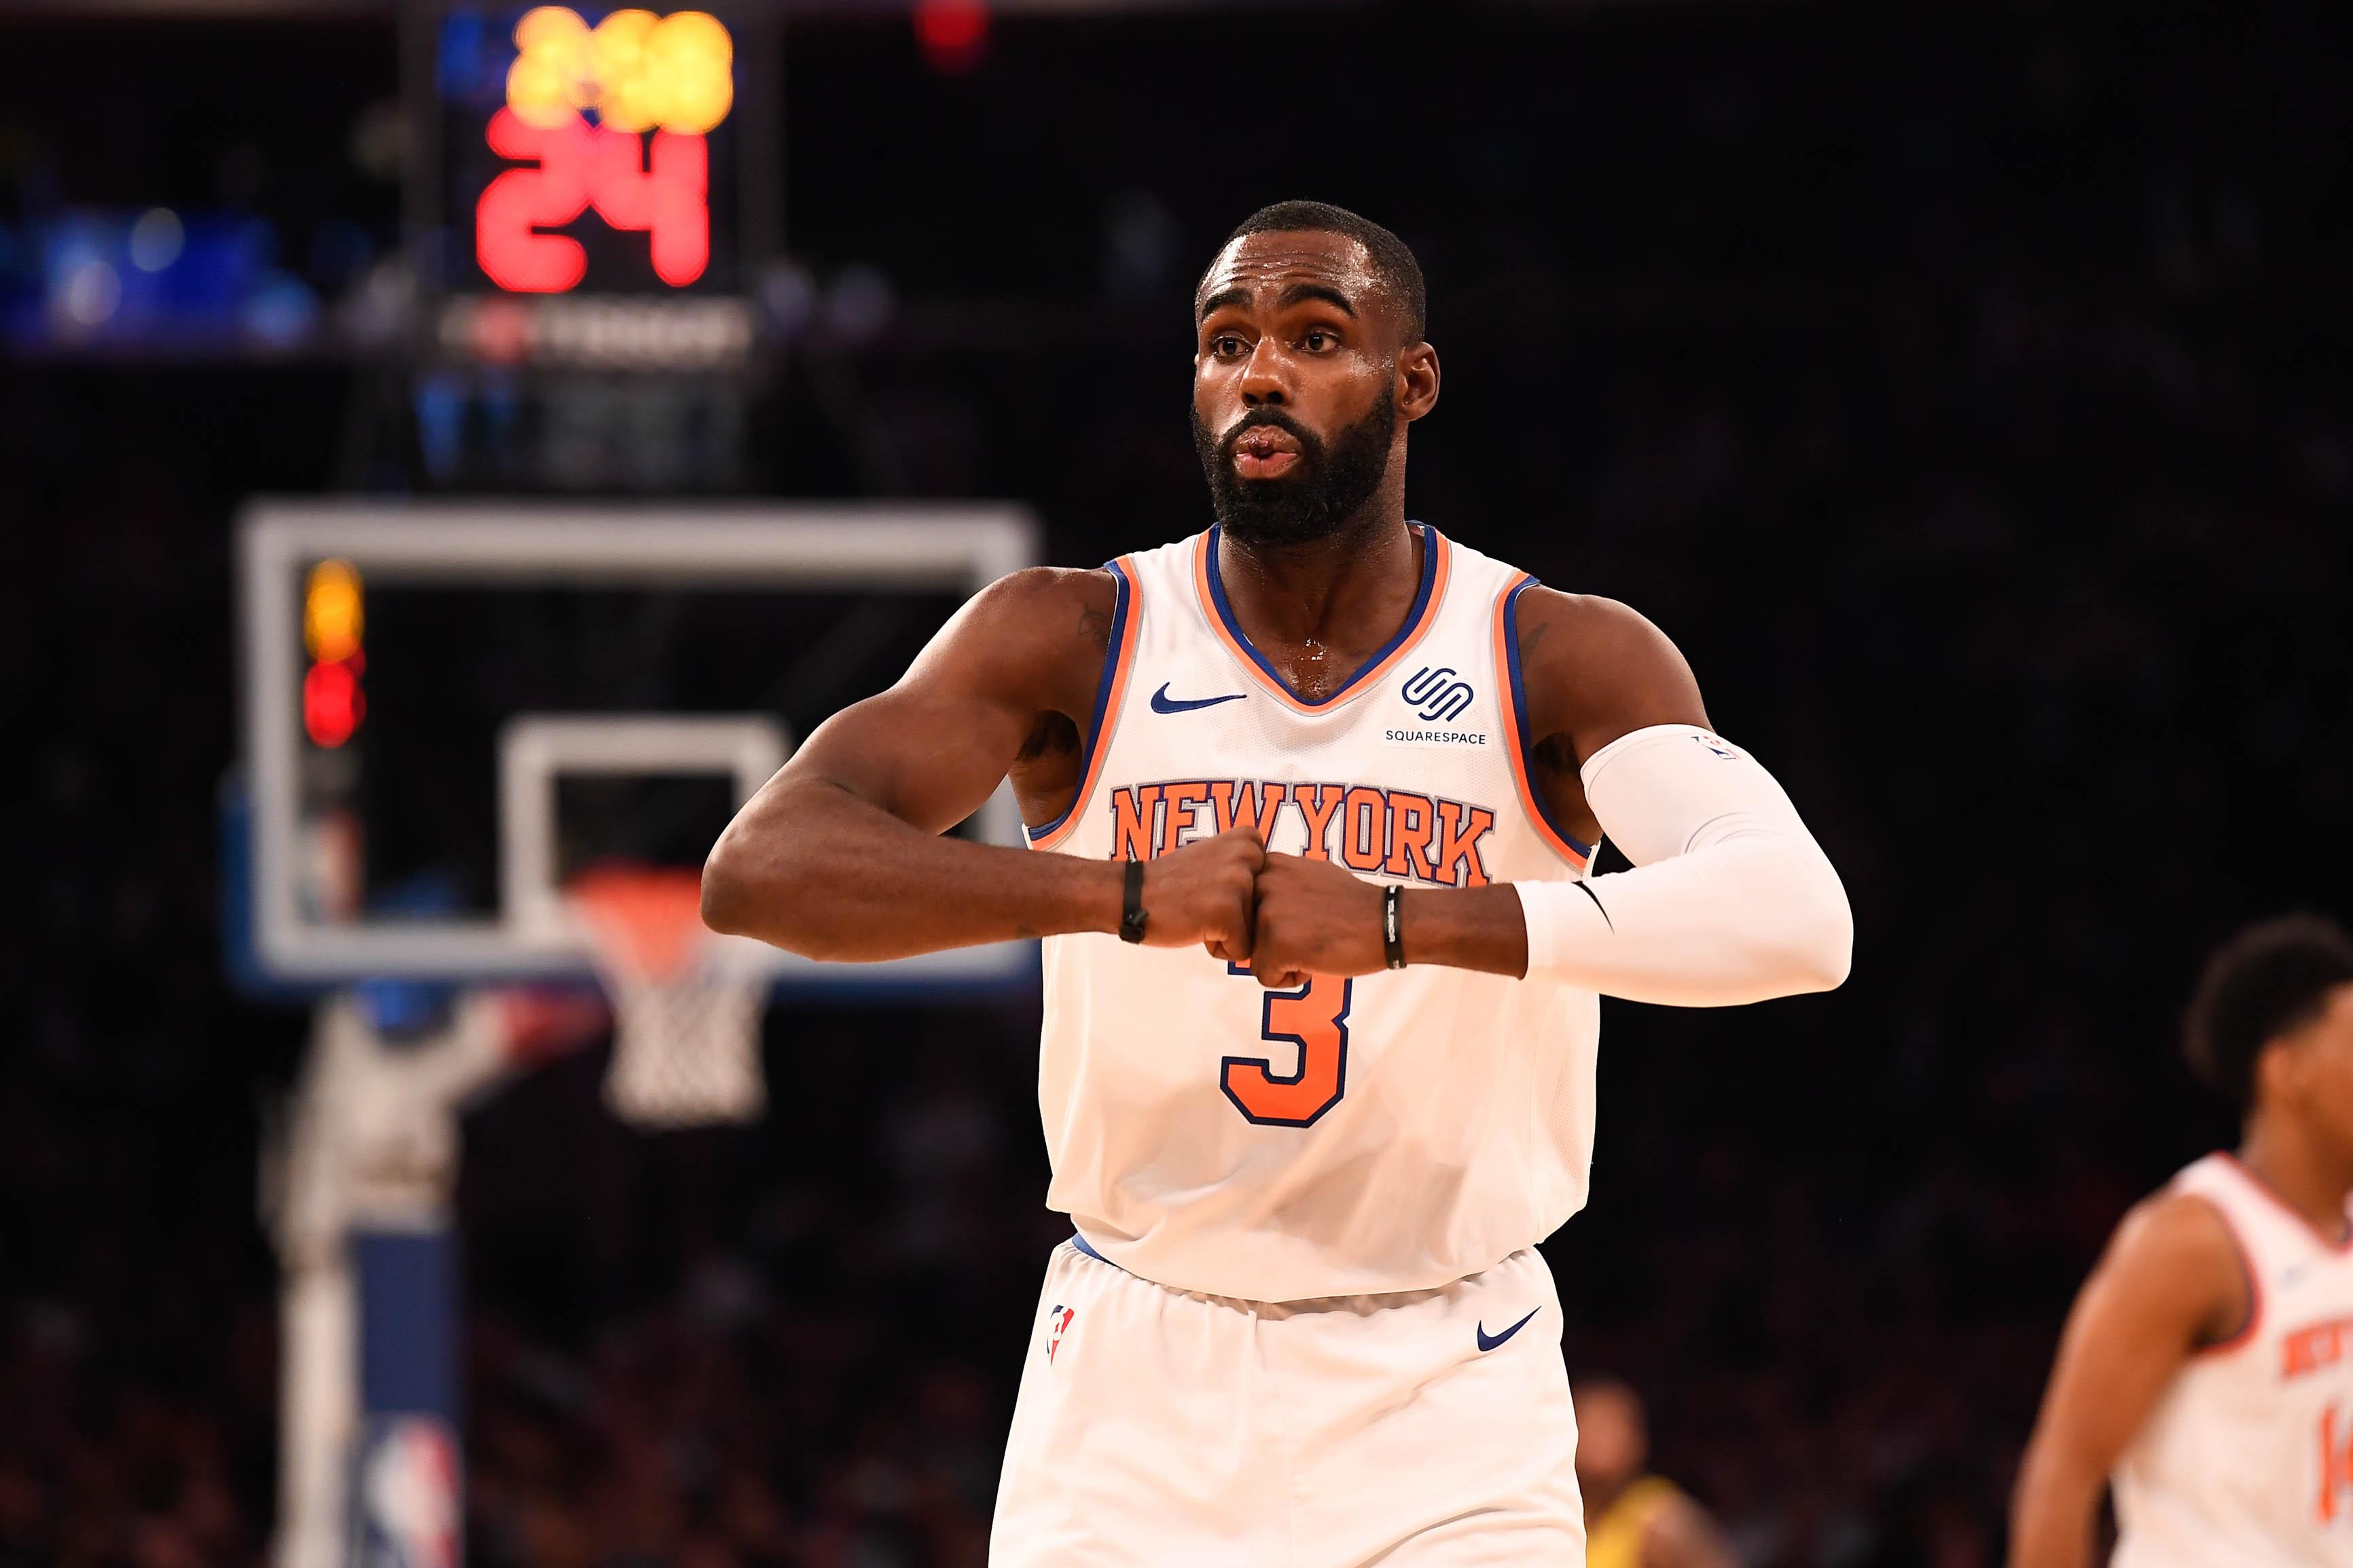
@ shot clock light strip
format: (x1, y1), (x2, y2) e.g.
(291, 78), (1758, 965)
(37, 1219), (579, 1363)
(302, 560), (365, 749)
(478, 7), (732, 293)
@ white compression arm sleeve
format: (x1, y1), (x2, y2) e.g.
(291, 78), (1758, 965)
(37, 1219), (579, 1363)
(1514, 725), (1852, 1005)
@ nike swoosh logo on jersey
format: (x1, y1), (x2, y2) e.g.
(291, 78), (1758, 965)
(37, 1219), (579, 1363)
(1150, 683), (1246, 714)
(1476, 1307), (1540, 1352)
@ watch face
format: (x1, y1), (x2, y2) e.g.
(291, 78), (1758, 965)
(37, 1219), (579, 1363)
(429, 4), (751, 299)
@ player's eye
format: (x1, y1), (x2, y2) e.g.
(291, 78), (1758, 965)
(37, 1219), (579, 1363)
(1300, 329), (1339, 352)
(1208, 333), (1248, 359)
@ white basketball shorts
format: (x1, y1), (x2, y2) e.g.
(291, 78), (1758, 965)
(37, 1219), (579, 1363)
(990, 1236), (1586, 1567)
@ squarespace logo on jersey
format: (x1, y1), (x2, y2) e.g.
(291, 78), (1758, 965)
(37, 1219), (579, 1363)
(1104, 780), (1497, 888)
(1387, 666), (1487, 749)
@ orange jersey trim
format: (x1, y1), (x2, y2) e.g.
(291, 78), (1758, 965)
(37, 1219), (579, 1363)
(1026, 558), (1140, 853)
(1490, 572), (1592, 870)
(1190, 525), (1452, 715)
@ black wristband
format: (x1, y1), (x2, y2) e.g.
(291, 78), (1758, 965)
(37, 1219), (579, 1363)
(1382, 884), (1407, 970)
(1119, 858), (1148, 944)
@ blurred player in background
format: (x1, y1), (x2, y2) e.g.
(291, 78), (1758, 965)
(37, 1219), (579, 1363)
(704, 201), (1852, 1563)
(2011, 915), (2353, 1568)
(1575, 1378), (1736, 1568)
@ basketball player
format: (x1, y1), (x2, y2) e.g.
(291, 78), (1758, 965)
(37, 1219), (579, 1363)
(1575, 1378), (1736, 1568)
(703, 201), (1853, 1564)
(2010, 915), (2353, 1568)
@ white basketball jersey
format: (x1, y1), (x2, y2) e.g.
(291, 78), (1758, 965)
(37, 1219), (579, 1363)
(1024, 523), (1600, 1303)
(2113, 1153), (2353, 1568)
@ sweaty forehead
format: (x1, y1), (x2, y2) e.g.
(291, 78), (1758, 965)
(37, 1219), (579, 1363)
(1196, 230), (1382, 316)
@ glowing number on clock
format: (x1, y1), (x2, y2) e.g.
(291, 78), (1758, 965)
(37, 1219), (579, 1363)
(476, 106), (709, 293)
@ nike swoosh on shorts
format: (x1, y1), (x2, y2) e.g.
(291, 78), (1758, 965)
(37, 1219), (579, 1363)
(1476, 1307), (1540, 1352)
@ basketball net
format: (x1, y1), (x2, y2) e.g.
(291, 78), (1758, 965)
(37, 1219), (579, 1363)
(567, 867), (766, 1128)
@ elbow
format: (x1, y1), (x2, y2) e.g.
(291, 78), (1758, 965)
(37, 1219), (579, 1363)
(1699, 830), (1852, 998)
(698, 843), (754, 938)
(700, 818), (787, 945)
(1753, 856), (1852, 996)
(1787, 870), (1854, 993)
(1796, 924), (1854, 994)
(701, 822), (854, 960)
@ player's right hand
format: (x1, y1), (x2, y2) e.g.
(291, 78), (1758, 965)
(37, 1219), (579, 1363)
(1139, 828), (1264, 964)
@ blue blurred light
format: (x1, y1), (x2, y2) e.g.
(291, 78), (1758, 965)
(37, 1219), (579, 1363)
(5, 210), (299, 351)
(357, 874), (467, 1040)
(244, 272), (321, 347)
(414, 375), (467, 481)
(128, 208), (184, 273)
(436, 9), (502, 103)
(356, 976), (463, 1040)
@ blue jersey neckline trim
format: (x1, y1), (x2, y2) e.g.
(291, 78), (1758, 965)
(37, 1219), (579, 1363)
(1202, 521), (1439, 709)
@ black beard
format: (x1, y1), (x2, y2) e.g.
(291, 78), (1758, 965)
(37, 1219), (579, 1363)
(1191, 396), (1397, 547)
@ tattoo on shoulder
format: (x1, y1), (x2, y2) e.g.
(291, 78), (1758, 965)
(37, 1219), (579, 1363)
(1078, 602), (1111, 653)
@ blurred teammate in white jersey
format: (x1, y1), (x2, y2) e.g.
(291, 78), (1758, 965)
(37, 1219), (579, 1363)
(704, 201), (1852, 1565)
(2012, 915), (2353, 1568)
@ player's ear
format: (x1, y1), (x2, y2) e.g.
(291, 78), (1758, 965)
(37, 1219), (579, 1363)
(1397, 340), (1439, 422)
(2256, 1032), (2304, 1110)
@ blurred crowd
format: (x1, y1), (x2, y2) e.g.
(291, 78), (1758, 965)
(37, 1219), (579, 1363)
(7, 1), (2352, 1565)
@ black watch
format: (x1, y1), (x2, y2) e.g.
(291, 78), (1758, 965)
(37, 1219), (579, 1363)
(1119, 858), (1148, 944)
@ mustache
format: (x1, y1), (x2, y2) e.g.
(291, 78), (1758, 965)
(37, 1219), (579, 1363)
(1217, 408), (1323, 464)
(1194, 393), (1395, 547)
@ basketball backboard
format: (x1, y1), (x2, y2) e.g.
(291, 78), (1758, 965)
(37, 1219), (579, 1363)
(230, 500), (1041, 993)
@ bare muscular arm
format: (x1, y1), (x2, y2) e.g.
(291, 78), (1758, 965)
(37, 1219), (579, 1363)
(701, 568), (1260, 963)
(2009, 1193), (2250, 1568)
(1516, 589), (1712, 842)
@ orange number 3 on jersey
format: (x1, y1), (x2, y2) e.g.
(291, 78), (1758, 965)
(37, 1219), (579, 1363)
(1222, 970), (1353, 1127)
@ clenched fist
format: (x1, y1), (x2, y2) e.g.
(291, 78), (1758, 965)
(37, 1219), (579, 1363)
(1245, 852), (1390, 988)
(1136, 828), (1265, 964)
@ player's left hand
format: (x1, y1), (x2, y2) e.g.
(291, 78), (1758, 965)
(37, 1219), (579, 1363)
(1246, 852), (1388, 987)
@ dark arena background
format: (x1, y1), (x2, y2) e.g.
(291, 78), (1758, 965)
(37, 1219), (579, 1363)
(7, 2), (2352, 1566)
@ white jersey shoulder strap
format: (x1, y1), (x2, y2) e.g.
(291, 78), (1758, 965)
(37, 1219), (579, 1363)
(2174, 1153), (2346, 1272)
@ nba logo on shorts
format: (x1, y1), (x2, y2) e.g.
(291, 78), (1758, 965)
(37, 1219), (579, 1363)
(1047, 1305), (1077, 1364)
(355, 1415), (462, 1568)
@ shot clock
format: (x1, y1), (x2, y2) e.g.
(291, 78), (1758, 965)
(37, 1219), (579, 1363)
(423, 4), (770, 299)
(397, 3), (778, 486)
